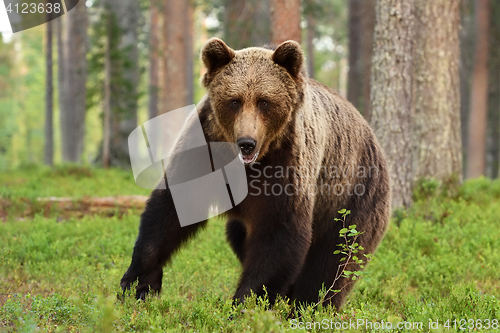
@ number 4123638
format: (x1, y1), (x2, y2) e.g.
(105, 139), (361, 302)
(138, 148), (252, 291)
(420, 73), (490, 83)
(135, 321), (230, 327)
(444, 319), (499, 330)
(6, 2), (62, 14)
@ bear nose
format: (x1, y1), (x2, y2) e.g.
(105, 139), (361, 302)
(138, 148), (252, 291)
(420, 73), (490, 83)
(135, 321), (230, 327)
(237, 138), (257, 155)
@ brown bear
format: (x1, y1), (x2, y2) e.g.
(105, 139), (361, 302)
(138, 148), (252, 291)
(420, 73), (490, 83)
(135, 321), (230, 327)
(120, 38), (391, 310)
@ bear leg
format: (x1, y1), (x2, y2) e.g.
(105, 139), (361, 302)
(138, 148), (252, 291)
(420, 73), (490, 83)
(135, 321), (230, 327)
(232, 209), (313, 305)
(225, 219), (247, 264)
(290, 205), (387, 310)
(120, 188), (207, 300)
(289, 231), (359, 310)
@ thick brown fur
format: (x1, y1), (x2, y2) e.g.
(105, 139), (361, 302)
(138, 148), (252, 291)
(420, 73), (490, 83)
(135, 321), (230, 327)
(121, 38), (391, 310)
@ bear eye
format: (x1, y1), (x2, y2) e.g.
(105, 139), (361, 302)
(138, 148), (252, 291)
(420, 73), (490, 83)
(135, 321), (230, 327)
(229, 99), (240, 110)
(258, 100), (270, 109)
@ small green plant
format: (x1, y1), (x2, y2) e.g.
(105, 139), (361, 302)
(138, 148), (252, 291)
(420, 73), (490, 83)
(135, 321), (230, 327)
(316, 208), (372, 307)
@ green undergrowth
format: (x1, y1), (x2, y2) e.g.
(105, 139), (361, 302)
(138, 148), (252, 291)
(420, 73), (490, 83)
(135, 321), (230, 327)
(0, 164), (150, 200)
(1, 167), (499, 332)
(0, 164), (150, 219)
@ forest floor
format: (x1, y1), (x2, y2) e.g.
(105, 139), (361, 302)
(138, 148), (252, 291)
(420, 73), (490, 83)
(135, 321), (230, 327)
(1, 165), (500, 332)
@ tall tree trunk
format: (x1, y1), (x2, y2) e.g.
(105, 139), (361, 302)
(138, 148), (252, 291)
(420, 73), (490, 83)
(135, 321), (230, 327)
(103, 0), (141, 168)
(156, 0), (194, 156)
(163, 0), (192, 112)
(102, 17), (112, 169)
(413, 0), (462, 181)
(487, 0), (500, 178)
(148, 1), (160, 120)
(224, 0), (271, 49)
(45, 19), (53, 166)
(305, 13), (315, 78)
(466, 0), (490, 178)
(57, 16), (67, 162)
(459, 0), (475, 174)
(270, 0), (301, 45)
(60, 2), (87, 163)
(370, 0), (416, 210)
(185, 3), (194, 105)
(347, 0), (362, 110)
(348, 0), (375, 120)
(360, 0), (376, 121)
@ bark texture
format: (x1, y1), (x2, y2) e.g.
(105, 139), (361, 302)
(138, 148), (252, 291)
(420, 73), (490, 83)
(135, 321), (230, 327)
(413, 0), (462, 181)
(59, 2), (87, 163)
(347, 0), (375, 120)
(459, 0), (475, 172)
(486, 0), (500, 178)
(306, 13), (315, 79)
(224, 0), (271, 49)
(148, 1), (160, 120)
(360, 0), (376, 121)
(102, 15), (112, 168)
(44, 19), (53, 166)
(347, 0), (362, 110)
(466, 0), (490, 178)
(163, 0), (193, 112)
(370, 0), (416, 210)
(103, 0), (141, 168)
(270, 0), (301, 44)
(56, 15), (65, 158)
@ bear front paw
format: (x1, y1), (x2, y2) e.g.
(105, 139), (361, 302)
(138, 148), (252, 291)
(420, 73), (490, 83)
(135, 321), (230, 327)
(120, 265), (163, 300)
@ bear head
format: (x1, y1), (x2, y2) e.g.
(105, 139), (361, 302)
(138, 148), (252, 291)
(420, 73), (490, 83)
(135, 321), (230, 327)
(201, 38), (305, 165)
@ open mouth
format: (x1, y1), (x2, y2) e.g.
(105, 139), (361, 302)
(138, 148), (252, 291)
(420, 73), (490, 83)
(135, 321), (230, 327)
(238, 150), (259, 165)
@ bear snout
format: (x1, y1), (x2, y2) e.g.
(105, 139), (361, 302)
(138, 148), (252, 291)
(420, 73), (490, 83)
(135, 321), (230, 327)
(237, 137), (260, 164)
(237, 137), (257, 156)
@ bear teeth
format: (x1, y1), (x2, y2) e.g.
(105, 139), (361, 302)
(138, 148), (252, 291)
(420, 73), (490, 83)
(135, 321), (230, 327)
(239, 151), (259, 165)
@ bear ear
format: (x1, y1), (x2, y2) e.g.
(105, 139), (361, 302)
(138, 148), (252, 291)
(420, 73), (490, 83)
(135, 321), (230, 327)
(201, 38), (235, 86)
(271, 40), (304, 79)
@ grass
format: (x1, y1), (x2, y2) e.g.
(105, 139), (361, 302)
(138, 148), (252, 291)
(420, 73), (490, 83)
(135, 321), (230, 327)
(1, 165), (500, 332)
(0, 164), (151, 199)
